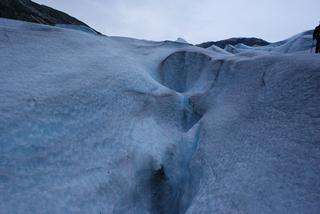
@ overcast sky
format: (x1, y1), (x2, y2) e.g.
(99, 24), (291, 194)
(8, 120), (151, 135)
(34, 0), (320, 44)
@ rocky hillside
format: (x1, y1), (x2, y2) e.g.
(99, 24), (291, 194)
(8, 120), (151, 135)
(0, 0), (96, 30)
(197, 37), (270, 48)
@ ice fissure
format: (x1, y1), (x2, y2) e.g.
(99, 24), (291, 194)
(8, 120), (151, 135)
(147, 51), (211, 214)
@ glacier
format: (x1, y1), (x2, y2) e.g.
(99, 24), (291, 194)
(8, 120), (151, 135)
(0, 18), (320, 214)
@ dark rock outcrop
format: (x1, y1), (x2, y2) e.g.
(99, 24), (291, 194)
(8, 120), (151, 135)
(197, 37), (269, 49)
(0, 0), (100, 33)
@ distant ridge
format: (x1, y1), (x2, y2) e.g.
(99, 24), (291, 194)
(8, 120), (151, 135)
(0, 0), (100, 34)
(197, 37), (270, 49)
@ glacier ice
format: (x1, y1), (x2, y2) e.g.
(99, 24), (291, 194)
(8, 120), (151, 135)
(175, 38), (189, 44)
(55, 24), (99, 35)
(0, 18), (320, 214)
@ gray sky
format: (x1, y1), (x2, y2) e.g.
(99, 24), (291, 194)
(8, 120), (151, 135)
(34, 0), (320, 44)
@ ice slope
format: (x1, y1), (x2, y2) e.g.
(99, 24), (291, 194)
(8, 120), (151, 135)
(55, 24), (98, 35)
(0, 18), (320, 214)
(218, 30), (315, 54)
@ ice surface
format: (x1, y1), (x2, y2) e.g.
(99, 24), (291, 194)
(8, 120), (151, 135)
(0, 18), (319, 214)
(175, 38), (189, 44)
(219, 30), (315, 54)
(55, 24), (98, 35)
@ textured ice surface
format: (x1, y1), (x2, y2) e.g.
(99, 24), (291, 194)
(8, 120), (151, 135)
(55, 24), (98, 35)
(219, 30), (315, 54)
(0, 18), (319, 214)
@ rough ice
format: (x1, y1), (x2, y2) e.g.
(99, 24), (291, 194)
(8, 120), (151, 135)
(0, 18), (319, 214)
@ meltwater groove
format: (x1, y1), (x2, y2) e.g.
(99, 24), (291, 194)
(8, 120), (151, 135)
(147, 50), (213, 213)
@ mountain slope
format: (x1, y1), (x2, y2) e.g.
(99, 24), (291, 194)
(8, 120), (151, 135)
(0, 0), (97, 31)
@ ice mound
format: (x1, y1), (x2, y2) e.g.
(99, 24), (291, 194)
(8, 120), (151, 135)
(175, 37), (189, 44)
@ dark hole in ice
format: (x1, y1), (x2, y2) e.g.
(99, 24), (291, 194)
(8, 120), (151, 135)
(153, 165), (167, 183)
(150, 165), (179, 214)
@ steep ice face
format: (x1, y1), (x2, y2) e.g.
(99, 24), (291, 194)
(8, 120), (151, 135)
(0, 18), (320, 214)
(159, 51), (220, 93)
(186, 53), (320, 214)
